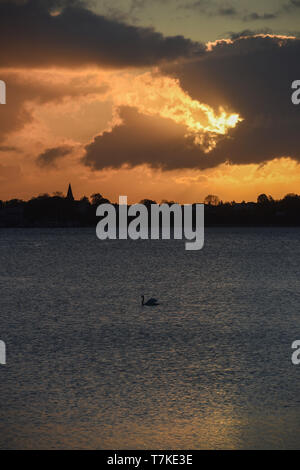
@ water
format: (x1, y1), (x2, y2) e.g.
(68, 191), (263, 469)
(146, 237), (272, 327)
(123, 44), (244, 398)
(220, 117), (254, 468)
(0, 227), (300, 449)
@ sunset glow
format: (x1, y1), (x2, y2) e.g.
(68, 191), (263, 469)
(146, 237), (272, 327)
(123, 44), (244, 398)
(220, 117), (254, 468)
(1, 3), (300, 203)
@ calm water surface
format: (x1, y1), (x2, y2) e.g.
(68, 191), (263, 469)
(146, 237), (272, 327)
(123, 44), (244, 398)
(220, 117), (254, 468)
(0, 227), (300, 449)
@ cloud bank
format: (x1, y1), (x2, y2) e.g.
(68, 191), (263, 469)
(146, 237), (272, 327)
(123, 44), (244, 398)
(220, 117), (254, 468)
(0, 0), (203, 68)
(82, 35), (300, 170)
(1, 1), (300, 175)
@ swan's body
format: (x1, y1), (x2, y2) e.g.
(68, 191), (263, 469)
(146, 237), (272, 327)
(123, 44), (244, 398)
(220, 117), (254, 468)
(141, 295), (159, 306)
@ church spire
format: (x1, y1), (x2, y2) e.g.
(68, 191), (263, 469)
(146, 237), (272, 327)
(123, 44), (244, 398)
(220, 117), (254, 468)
(67, 183), (74, 201)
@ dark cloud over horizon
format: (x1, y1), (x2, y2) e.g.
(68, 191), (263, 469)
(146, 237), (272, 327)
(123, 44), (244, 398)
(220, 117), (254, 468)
(82, 106), (209, 170)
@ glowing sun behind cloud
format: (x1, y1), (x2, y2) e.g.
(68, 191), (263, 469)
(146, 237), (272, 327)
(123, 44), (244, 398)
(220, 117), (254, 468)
(0, 35), (300, 204)
(110, 71), (242, 153)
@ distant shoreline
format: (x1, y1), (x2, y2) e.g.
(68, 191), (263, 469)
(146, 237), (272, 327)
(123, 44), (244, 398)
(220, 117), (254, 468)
(1, 224), (300, 229)
(2, 192), (300, 228)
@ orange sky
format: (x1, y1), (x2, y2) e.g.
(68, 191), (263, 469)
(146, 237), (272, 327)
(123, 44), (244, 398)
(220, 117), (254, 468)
(0, 63), (299, 204)
(1, 1), (300, 204)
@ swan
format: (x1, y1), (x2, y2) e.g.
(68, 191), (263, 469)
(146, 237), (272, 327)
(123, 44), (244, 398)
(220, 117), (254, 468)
(141, 295), (159, 306)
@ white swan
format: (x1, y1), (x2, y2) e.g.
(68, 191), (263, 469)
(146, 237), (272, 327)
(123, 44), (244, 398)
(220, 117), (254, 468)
(141, 295), (159, 306)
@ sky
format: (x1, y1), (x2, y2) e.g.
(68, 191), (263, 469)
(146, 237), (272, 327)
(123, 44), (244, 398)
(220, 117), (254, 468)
(0, 0), (300, 203)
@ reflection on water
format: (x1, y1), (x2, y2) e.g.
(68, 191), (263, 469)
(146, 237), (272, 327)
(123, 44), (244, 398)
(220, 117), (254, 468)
(1, 227), (300, 449)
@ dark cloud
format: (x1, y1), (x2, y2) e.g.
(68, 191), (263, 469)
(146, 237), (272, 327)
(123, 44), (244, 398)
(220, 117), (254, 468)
(283, 0), (300, 12)
(83, 36), (300, 171)
(166, 35), (300, 116)
(242, 0), (300, 21)
(36, 145), (73, 167)
(162, 35), (300, 168)
(179, 0), (233, 16)
(243, 12), (278, 21)
(228, 29), (273, 40)
(180, 0), (286, 22)
(0, 0), (203, 68)
(0, 0), (86, 8)
(218, 7), (237, 17)
(82, 106), (209, 170)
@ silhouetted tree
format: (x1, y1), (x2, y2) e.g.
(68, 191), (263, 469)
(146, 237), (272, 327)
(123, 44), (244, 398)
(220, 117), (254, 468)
(5, 198), (24, 207)
(90, 193), (110, 205)
(282, 193), (300, 212)
(257, 194), (274, 205)
(204, 195), (220, 206)
(80, 196), (90, 204)
(139, 199), (157, 206)
(161, 200), (177, 206)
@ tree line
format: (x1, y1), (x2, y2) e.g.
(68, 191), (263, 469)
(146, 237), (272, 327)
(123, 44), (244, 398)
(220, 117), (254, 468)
(1, 191), (300, 227)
